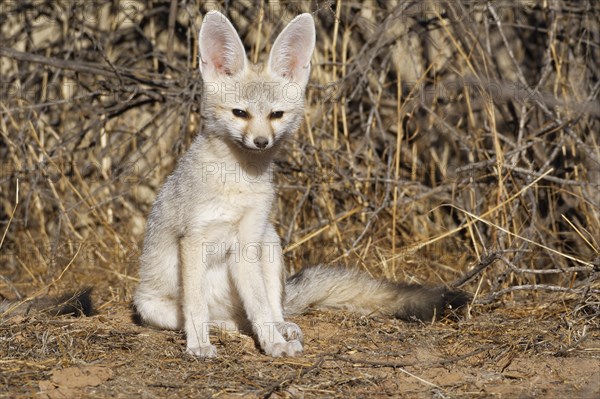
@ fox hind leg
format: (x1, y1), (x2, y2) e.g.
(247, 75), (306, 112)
(134, 291), (181, 330)
(134, 237), (182, 330)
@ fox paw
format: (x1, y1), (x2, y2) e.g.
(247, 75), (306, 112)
(264, 339), (303, 357)
(185, 344), (217, 358)
(276, 321), (304, 344)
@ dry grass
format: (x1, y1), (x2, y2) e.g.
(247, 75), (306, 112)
(1, 1), (599, 398)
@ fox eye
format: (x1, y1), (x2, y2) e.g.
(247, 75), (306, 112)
(232, 109), (249, 118)
(270, 111), (284, 119)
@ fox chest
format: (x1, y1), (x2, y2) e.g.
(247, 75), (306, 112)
(185, 197), (270, 265)
(185, 183), (273, 236)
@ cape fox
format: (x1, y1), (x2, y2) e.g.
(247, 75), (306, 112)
(133, 11), (469, 358)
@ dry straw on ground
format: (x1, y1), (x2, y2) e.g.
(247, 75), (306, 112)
(0, 1), (599, 398)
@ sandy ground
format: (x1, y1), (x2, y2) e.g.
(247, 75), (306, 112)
(1, 298), (598, 398)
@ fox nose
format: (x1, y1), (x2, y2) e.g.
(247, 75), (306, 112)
(253, 137), (269, 149)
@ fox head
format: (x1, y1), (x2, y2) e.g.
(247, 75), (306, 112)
(198, 11), (315, 152)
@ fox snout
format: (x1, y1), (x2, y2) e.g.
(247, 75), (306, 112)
(241, 130), (274, 151)
(253, 136), (270, 149)
(238, 115), (277, 151)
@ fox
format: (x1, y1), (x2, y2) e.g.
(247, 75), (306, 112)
(133, 11), (469, 358)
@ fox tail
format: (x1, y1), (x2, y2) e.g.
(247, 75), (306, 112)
(284, 265), (469, 321)
(0, 288), (93, 318)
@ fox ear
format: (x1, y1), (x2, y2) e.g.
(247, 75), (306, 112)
(199, 11), (247, 78)
(268, 14), (316, 86)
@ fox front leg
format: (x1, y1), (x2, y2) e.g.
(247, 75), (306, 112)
(231, 214), (302, 357)
(262, 224), (304, 348)
(180, 235), (217, 358)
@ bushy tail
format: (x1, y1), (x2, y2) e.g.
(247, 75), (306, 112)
(0, 288), (93, 317)
(284, 265), (469, 321)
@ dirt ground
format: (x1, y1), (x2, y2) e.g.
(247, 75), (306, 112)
(1, 1), (599, 398)
(1, 297), (598, 399)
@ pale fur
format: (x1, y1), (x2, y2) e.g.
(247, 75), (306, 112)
(134, 11), (315, 358)
(134, 11), (468, 358)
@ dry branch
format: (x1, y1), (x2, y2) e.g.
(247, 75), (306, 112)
(0, 0), (599, 328)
